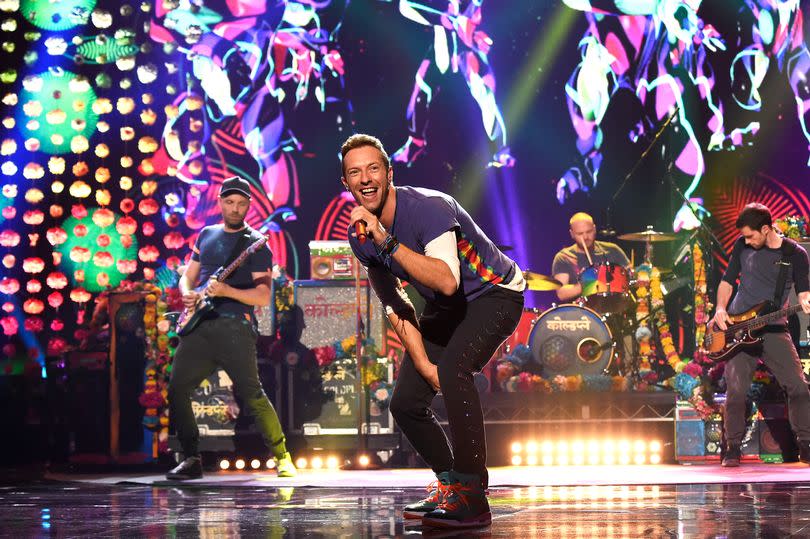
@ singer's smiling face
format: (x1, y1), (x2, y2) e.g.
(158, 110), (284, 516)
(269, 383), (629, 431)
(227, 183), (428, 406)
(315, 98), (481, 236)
(570, 219), (596, 251)
(341, 145), (392, 215)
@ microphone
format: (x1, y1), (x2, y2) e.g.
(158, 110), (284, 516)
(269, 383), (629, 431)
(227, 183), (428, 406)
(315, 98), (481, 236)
(355, 220), (367, 244)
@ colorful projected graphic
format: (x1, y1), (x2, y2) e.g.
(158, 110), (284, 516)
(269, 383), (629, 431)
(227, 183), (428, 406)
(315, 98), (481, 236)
(558, 0), (809, 230)
(388, 0), (513, 168)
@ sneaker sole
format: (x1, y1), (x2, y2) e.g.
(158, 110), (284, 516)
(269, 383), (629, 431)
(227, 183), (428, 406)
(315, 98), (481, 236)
(403, 510), (429, 519)
(165, 474), (203, 480)
(422, 511), (492, 529)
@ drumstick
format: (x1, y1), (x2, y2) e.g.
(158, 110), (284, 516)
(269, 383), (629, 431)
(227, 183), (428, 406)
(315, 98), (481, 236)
(580, 239), (594, 266)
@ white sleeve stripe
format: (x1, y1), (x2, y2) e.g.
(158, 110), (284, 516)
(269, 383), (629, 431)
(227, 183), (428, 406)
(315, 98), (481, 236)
(425, 230), (461, 288)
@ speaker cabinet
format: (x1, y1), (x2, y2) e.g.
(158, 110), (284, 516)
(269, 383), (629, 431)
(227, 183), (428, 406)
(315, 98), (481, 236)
(758, 401), (799, 463)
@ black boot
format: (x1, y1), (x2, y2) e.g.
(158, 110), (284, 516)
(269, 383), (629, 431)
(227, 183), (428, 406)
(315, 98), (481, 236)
(721, 444), (741, 467)
(798, 440), (810, 464)
(166, 456), (203, 480)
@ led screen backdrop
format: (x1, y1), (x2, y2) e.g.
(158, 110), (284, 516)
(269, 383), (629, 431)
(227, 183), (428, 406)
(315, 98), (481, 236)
(0, 0), (808, 364)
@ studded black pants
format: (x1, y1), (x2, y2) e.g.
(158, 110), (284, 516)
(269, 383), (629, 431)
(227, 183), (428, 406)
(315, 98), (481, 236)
(389, 286), (523, 488)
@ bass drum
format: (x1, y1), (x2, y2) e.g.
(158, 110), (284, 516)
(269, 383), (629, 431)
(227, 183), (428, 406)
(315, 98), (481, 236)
(528, 304), (614, 376)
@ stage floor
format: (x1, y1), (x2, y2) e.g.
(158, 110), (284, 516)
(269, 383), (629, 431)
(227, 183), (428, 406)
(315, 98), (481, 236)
(47, 462), (810, 488)
(1, 463), (808, 537)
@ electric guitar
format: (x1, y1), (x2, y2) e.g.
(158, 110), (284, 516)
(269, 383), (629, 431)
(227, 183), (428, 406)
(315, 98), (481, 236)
(175, 234), (270, 336)
(702, 301), (805, 362)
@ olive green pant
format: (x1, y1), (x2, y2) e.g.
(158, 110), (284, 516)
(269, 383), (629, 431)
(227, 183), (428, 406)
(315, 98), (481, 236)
(168, 316), (287, 458)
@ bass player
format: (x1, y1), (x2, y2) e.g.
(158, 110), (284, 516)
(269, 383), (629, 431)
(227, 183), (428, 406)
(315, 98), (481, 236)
(709, 202), (810, 467)
(166, 176), (296, 480)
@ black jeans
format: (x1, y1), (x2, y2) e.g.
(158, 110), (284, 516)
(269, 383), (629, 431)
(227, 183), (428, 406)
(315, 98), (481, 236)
(389, 286), (523, 489)
(723, 329), (810, 444)
(168, 316), (287, 458)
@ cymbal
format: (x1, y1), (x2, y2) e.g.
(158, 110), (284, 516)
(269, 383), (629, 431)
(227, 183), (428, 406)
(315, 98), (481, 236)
(523, 271), (562, 291)
(618, 229), (678, 242)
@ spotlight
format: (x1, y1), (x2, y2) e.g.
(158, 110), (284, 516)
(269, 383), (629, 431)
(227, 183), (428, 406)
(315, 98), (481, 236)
(235, 459), (246, 470)
(526, 454), (538, 466)
(634, 454), (646, 465)
(266, 459), (276, 469)
(541, 441), (553, 454)
(311, 457), (324, 469)
(295, 457), (308, 469)
(650, 454), (662, 465)
(357, 454), (371, 468)
(649, 440), (662, 453)
(587, 453), (601, 465)
(633, 440), (646, 453)
(525, 440), (538, 454)
(219, 459), (230, 470)
(557, 455), (569, 466)
(618, 454), (631, 465)
(511, 455), (523, 466)
(250, 459), (261, 470)
(572, 454), (585, 466)
(326, 456), (340, 470)
(511, 441), (522, 454)
(542, 455), (554, 466)
(602, 454), (615, 466)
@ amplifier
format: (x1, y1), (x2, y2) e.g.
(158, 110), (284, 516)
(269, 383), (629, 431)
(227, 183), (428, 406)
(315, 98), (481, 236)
(294, 279), (387, 351)
(309, 241), (363, 280)
(293, 357), (395, 436)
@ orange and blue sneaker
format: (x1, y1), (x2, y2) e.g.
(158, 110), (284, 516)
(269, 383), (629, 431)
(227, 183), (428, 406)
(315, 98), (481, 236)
(421, 471), (491, 529)
(403, 471), (451, 519)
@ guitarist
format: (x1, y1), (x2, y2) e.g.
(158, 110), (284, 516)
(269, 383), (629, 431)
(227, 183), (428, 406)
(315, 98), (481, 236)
(165, 176), (296, 480)
(709, 203), (810, 467)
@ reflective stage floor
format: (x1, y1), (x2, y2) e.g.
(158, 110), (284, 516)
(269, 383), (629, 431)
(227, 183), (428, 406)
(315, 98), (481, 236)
(5, 465), (810, 537)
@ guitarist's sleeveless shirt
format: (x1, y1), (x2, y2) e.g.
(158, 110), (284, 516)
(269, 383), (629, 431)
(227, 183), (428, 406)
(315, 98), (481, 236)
(191, 224), (272, 323)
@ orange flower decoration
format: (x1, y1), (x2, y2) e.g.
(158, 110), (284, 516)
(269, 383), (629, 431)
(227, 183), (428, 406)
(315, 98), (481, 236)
(92, 208), (115, 228)
(116, 259), (137, 274)
(23, 298), (44, 314)
(116, 216), (137, 235)
(138, 245), (160, 262)
(22, 210), (44, 225)
(46, 272), (68, 289)
(0, 230), (20, 247)
(46, 227), (67, 246)
(70, 288), (92, 303)
(69, 246), (91, 263)
(163, 231), (184, 250)
(138, 198), (159, 216)
(93, 251), (114, 267)
(22, 257), (45, 273)
(0, 278), (20, 294)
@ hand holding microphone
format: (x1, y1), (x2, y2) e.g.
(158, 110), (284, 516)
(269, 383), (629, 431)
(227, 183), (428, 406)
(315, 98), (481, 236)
(355, 220), (367, 244)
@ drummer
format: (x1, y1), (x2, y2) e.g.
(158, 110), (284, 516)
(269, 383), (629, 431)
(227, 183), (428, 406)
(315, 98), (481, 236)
(551, 212), (631, 303)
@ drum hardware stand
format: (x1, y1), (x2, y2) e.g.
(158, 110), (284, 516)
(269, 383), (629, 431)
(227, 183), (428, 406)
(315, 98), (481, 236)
(603, 106), (680, 238)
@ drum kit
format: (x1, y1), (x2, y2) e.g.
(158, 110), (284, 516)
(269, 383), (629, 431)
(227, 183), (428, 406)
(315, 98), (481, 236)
(519, 226), (680, 383)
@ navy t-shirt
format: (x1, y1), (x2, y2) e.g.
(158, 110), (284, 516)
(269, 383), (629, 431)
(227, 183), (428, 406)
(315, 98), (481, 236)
(348, 186), (518, 303)
(191, 224), (272, 321)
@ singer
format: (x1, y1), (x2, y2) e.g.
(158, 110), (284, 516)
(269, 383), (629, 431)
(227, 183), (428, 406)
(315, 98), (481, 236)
(340, 133), (525, 529)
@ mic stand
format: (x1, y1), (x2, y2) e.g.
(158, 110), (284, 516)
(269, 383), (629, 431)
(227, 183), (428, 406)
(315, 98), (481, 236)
(604, 106), (681, 236)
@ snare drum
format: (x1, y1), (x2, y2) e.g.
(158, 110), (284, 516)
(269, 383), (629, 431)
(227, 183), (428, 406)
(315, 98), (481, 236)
(579, 262), (632, 313)
(528, 304), (613, 376)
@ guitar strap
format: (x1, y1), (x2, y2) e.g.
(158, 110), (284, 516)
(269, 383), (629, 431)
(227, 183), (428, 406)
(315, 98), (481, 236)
(220, 229), (252, 284)
(773, 238), (796, 309)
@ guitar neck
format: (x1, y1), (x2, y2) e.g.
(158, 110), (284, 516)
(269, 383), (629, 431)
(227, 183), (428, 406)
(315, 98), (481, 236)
(741, 304), (804, 330)
(217, 235), (269, 282)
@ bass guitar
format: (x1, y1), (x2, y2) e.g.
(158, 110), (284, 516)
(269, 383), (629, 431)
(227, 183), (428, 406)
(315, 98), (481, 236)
(703, 301), (805, 362)
(175, 234), (270, 336)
